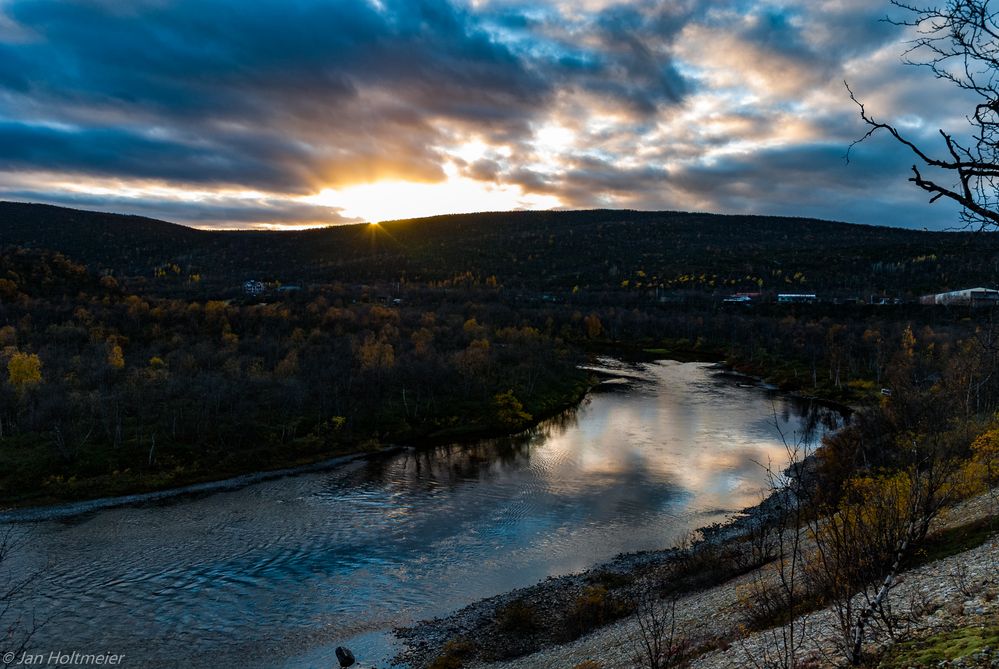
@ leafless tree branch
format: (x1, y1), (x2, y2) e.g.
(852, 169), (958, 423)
(847, 0), (999, 230)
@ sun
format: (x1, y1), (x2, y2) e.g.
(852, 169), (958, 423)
(304, 174), (560, 223)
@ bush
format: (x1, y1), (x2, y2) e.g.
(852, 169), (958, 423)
(428, 639), (476, 669)
(495, 598), (540, 635)
(572, 661), (602, 669)
(562, 585), (632, 641)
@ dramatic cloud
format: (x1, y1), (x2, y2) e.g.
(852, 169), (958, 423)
(0, 0), (978, 228)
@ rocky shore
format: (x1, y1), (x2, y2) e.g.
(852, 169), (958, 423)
(473, 493), (999, 669)
(392, 485), (791, 668)
(394, 478), (996, 669)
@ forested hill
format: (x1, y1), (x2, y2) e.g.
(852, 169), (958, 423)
(3, 201), (999, 296)
(0, 201), (204, 268)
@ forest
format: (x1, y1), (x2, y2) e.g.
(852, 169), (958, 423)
(4, 201), (999, 298)
(1, 203), (999, 508)
(1, 203), (999, 668)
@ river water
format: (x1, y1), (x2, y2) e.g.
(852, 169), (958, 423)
(1, 359), (843, 669)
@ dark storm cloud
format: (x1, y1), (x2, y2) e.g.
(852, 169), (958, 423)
(0, 0), (978, 229)
(569, 3), (690, 113)
(0, 120), (303, 188)
(0, 0), (550, 189)
(666, 141), (963, 229)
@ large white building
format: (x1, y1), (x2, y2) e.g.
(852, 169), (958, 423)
(919, 287), (999, 306)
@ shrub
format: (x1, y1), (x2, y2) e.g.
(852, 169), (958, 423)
(495, 598), (540, 635)
(572, 661), (602, 669)
(428, 639), (476, 669)
(562, 585), (632, 641)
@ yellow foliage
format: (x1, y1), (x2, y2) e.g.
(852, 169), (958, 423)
(0, 278), (18, 300)
(313, 416), (347, 437)
(812, 470), (920, 580)
(455, 338), (490, 375)
(205, 300), (229, 321)
(583, 313), (603, 339)
(107, 342), (125, 369)
(367, 304), (399, 324)
(971, 427), (999, 461)
(411, 327), (434, 357)
(124, 295), (149, 318)
(841, 472), (913, 523)
(462, 317), (484, 337)
(0, 325), (15, 347)
(275, 349), (300, 377)
(495, 326), (541, 345)
(901, 325), (916, 359)
(358, 334), (395, 371)
(967, 427), (999, 491)
(493, 389), (532, 428)
(7, 351), (42, 391)
(221, 331), (240, 349)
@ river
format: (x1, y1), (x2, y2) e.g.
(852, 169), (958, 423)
(0, 359), (844, 668)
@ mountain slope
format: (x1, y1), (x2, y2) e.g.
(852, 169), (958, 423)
(2, 201), (998, 295)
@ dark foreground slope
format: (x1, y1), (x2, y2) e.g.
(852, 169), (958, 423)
(3, 201), (998, 296)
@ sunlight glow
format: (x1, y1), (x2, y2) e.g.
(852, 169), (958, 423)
(305, 174), (561, 223)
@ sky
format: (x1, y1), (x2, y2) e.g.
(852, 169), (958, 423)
(0, 0), (978, 229)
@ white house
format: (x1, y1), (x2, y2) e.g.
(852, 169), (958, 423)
(919, 287), (999, 306)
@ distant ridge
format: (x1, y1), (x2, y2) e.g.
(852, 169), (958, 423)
(0, 201), (204, 273)
(1, 201), (996, 295)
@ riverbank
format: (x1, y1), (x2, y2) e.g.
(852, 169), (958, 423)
(467, 492), (999, 669)
(394, 481), (999, 669)
(0, 447), (402, 523)
(0, 371), (593, 512)
(0, 353), (798, 516)
(392, 471), (799, 668)
(393, 382), (995, 669)
(0, 337), (866, 512)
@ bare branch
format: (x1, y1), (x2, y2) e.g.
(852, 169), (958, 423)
(848, 0), (999, 230)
